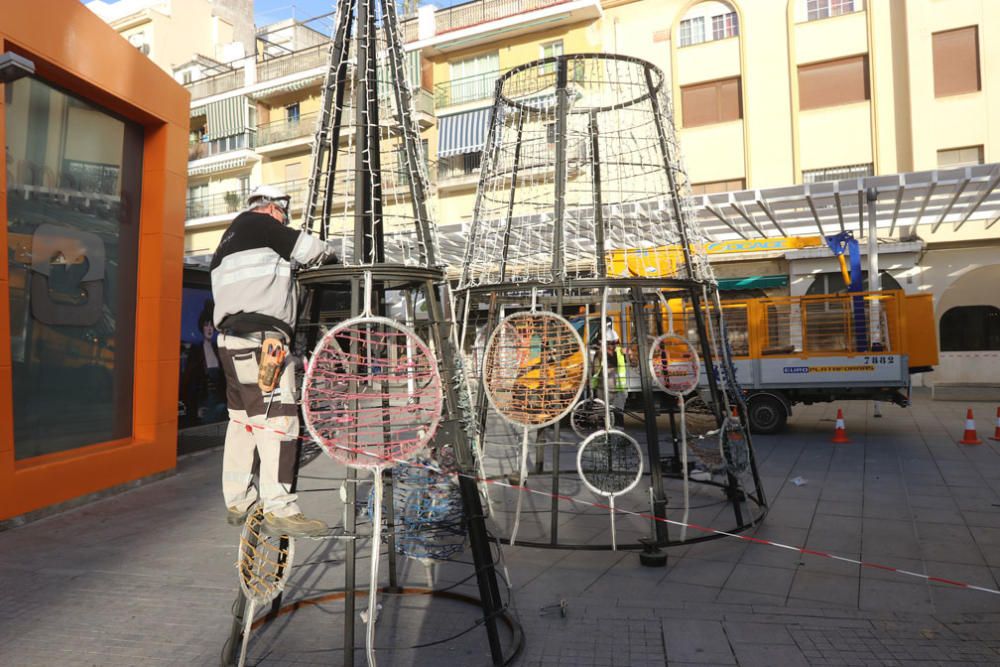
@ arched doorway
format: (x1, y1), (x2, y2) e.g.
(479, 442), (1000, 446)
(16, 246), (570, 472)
(931, 263), (1000, 386)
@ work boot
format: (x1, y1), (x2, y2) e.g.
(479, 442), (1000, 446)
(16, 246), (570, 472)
(226, 506), (251, 526)
(262, 512), (329, 538)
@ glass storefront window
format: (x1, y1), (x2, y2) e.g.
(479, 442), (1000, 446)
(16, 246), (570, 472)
(178, 282), (228, 428)
(6, 77), (143, 459)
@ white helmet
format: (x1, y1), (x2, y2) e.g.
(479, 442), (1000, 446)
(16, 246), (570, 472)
(246, 184), (291, 212)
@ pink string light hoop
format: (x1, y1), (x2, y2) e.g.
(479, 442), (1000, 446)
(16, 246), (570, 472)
(302, 315), (444, 470)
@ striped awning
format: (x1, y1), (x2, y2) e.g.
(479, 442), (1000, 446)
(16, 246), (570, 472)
(205, 97), (246, 140)
(437, 107), (491, 158)
(188, 157), (251, 176)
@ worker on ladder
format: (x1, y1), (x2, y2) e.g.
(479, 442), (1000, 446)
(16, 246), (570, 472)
(212, 185), (338, 537)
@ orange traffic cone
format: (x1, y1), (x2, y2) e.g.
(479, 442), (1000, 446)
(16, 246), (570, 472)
(959, 408), (983, 445)
(989, 407), (1000, 442)
(831, 409), (850, 443)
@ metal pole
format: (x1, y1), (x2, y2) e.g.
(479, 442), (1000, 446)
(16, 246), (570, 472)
(589, 110), (606, 277)
(551, 57), (569, 281)
(629, 287), (669, 544)
(424, 280), (506, 666)
(866, 186), (881, 348)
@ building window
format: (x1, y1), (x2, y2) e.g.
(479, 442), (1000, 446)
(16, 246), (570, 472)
(933, 26), (981, 98)
(681, 77), (742, 128)
(711, 12), (739, 40)
(679, 17), (706, 47)
(539, 40), (563, 75)
(285, 103), (300, 123)
(802, 163), (873, 183)
(806, 0), (857, 21)
(448, 51), (499, 106)
(690, 178), (746, 195)
(798, 55), (869, 110)
(938, 145), (984, 169)
(940, 306), (1000, 351)
(5, 76), (143, 460)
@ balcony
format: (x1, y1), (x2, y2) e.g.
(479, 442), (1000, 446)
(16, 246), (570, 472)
(188, 132), (259, 176)
(188, 132), (257, 160)
(257, 112), (319, 153)
(435, 0), (574, 35)
(186, 69), (245, 101)
(257, 44), (327, 82)
(435, 70), (501, 108)
(411, 0), (601, 53)
(437, 153), (482, 190)
(186, 189), (250, 222)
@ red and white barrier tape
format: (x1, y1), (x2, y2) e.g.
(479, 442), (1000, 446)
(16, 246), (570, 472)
(234, 419), (1000, 597)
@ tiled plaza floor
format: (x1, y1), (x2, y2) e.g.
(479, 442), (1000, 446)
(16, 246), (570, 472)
(2, 390), (1000, 666)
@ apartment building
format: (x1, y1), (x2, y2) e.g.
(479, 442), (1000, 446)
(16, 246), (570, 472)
(86, 0), (254, 77)
(90, 0), (1000, 388)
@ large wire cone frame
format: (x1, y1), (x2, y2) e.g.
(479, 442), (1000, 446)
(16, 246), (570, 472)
(459, 53), (714, 289)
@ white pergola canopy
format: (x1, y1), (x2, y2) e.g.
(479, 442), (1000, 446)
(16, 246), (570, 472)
(693, 163), (1000, 241)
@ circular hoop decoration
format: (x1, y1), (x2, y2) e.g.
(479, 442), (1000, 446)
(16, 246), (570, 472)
(649, 333), (700, 397)
(482, 311), (587, 428)
(722, 414), (751, 475)
(302, 316), (443, 469)
(570, 397), (607, 439)
(576, 430), (644, 498)
(238, 505), (295, 605)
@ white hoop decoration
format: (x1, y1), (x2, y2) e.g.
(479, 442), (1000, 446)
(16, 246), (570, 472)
(236, 504), (295, 667)
(483, 309), (586, 545)
(722, 411), (751, 475)
(576, 429), (644, 551)
(302, 278), (444, 667)
(570, 397), (607, 439)
(648, 333), (700, 397)
(648, 333), (700, 541)
(482, 310), (587, 429)
(302, 315), (443, 469)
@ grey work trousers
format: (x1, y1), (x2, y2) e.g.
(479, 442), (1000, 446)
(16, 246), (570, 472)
(218, 332), (301, 517)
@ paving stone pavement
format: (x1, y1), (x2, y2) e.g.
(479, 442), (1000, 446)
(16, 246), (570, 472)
(2, 390), (1000, 666)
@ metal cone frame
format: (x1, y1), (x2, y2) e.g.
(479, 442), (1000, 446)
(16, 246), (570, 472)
(990, 407), (1000, 442)
(832, 408), (850, 444)
(959, 408), (983, 445)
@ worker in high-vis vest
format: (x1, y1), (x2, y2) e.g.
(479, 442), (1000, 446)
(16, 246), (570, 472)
(591, 318), (628, 425)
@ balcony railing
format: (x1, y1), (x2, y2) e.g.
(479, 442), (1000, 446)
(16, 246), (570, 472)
(257, 112), (319, 146)
(257, 44), (327, 81)
(438, 153), (482, 183)
(187, 69), (244, 100)
(434, 70), (502, 107)
(188, 132), (257, 160)
(186, 189), (250, 220)
(434, 0), (573, 34)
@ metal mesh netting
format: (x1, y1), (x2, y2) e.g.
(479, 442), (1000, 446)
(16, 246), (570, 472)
(459, 54), (713, 288)
(482, 311), (586, 428)
(302, 0), (437, 266)
(577, 430), (644, 497)
(302, 316), (443, 469)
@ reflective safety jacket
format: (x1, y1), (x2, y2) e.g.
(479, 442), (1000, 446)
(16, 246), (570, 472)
(591, 346), (628, 393)
(210, 211), (331, 340)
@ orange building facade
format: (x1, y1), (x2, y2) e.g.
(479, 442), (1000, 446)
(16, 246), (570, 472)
(0, 1), (188, 520)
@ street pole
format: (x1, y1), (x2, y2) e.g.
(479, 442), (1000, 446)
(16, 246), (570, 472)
(866, 186), (880, 348)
